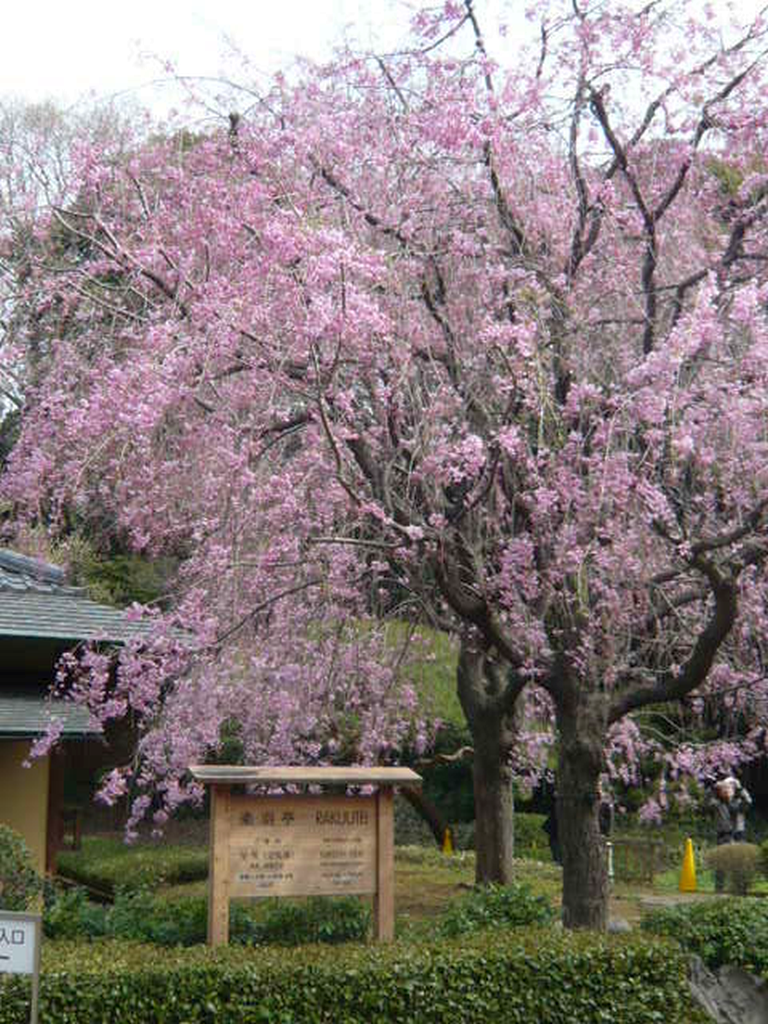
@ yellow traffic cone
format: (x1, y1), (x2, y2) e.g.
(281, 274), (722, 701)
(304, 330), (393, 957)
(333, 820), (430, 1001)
(442, 827), (454, 855)
(679, 837), (697, 893)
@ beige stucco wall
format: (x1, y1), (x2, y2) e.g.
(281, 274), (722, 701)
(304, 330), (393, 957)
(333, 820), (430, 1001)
(0, 742), (49, 874)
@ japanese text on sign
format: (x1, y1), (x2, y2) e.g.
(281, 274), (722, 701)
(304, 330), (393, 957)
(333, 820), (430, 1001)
(229, 795), (376, 897)
(0, 915), (38, 976)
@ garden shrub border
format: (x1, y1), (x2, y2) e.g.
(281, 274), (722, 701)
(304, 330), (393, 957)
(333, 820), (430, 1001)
(56, 837), (208, 895)
(642, 896), (768, 974)
(0, 930), (706, 1024)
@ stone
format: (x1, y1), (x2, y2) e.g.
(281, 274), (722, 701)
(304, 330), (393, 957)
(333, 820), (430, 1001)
(689, 956), (768, 1024)
(607, 917), (632, 933)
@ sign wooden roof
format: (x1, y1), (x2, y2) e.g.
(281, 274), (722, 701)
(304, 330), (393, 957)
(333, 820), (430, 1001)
(190, 765), (422, 787)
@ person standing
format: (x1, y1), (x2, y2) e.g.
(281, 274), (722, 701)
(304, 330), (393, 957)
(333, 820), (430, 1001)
(711, 779), (735, 892)
(725, 777), (752, 842)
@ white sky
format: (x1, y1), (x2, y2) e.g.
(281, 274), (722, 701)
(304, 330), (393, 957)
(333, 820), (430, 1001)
(1, 0), (764, 121)
(0, 0), (417, 114)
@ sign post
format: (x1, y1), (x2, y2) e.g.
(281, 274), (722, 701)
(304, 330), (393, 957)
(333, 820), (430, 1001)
(191, 766), (421, 946)
(0, 911), (42, 1024)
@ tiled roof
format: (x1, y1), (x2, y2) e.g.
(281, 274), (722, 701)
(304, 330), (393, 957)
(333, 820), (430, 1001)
(0, 549), (150, 643)
(0, 689), (95, 737)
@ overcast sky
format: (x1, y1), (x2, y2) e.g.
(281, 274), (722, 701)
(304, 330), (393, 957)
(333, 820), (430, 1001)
(1, 1), (763, 120)
(0, 0), (418, 114)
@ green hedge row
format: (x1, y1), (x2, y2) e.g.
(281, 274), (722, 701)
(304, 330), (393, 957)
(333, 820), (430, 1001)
(451, 813), (551, 859)
(395, 811), (552, 859)
(642, 897), (768, 974)
(45, 887), (371, 947)
(0, 931), (706, 1024)
(57, 836), (208, 894)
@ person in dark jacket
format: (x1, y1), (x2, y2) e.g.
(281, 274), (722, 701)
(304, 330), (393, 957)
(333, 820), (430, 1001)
(711, 779), (735, 892)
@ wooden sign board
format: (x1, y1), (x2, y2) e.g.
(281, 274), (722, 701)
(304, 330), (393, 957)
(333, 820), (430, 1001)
(190, 765), (421, 947)
(230, 795), (376, 898)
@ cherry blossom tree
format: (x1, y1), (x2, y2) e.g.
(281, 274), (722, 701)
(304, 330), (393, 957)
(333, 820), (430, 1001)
(4, 0), (768, 928)
(0, 99), (139, 454)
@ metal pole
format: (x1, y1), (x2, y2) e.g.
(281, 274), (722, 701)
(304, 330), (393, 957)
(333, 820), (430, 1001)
(606, 841), (614, 883)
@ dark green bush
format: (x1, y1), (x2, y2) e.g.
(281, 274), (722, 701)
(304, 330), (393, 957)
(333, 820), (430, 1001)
(642, 897), (768, 973)
(248, 896), (370, 946)
(44, 887), (210, 946)
(0, 931), (705, 1024)
(0, 824), (42, 911)
(109, 889), (209, 946)
(437, 882), (554, 936)
(706, 843), (761, 895)
(43, 886), (369, 948)
(44, 886), (108, 939)
(514, 813), (550, 859)
(450, 814), (550, 859)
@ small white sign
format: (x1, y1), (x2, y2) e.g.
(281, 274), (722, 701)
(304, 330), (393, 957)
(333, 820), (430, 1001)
(0, 914), (38, 975)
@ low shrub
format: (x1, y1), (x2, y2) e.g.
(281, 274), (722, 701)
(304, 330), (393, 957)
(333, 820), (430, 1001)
(437, 882), (555, 936)
(44, 887), (211, 946)
(110, 890), (210, 946)
(248, 895), (370, 945)
(705, 843), (760, 895)
(0, 824), (42, 911)
(514, 813), (551, 859)
(0, 931), (705, 1024)
(451, 814), (551, 860)
(44, 886), (108, 939)
(642, 897), (768, 973)
(43, 886), (369, 947)
(394, 798), (437, 846)
(57, 836), (208, 895)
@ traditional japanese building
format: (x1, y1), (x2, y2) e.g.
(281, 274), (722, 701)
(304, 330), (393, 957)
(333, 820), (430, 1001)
(0, 549), (146, 873)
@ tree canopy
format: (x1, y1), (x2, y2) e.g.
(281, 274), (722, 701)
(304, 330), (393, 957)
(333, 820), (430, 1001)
(3, 0), (768, 927)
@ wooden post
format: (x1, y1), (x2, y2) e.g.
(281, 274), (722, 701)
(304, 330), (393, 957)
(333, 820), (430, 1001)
(31, 913), (41, 1024)
(374, 786), (395, 942)
(207, 784), (231, 947)
(45, 748), (65, 874)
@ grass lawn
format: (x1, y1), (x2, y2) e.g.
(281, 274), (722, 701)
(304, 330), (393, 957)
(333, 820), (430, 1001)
(57, 834), (208, 896)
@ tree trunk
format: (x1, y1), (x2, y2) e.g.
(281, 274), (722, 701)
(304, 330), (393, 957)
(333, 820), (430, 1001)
(556, 704), (608, 930)
(456, 641), (519, 885)
(398, 786), (448, 848)
(469, 710), (516, 883)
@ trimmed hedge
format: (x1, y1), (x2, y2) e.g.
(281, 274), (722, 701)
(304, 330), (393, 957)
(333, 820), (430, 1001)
(436, 882), (555, 936)
(44, 881), (547, 947)
(57, 836), (208, 895)
(44, 886), (371, 947)
(450, 813), (551, 859)
(705, 843), (761, 895)
(0, 931), (705, 1024)
(642, 897), (768, 974)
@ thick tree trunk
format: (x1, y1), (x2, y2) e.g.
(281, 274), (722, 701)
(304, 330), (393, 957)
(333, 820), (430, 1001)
(470, 713), (516, 883)
(456, 640), (519, 884)
(556, 704), (608, 930)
